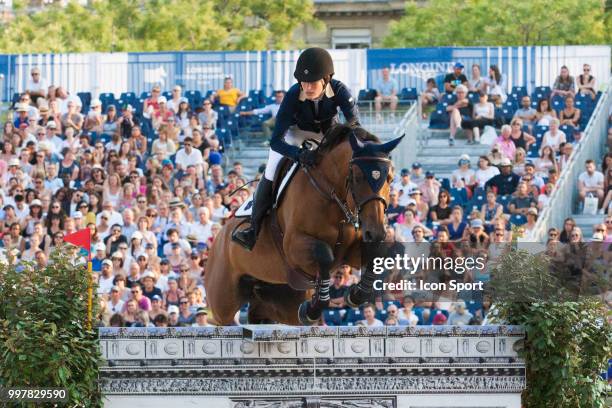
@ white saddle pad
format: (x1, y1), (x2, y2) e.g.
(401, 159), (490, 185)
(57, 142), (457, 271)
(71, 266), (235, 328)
(234, 163), (299, 218)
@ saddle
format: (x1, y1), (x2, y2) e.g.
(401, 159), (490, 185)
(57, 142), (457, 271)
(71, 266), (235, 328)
(232, 158), (314, 290)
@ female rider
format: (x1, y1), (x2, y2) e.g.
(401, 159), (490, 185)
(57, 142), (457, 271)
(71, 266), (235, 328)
(234, 47), (360, 250)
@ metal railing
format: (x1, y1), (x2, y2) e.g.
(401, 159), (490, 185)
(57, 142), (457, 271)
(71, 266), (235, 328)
(532, 78), (611, 242)
(389, 102), (419, 171)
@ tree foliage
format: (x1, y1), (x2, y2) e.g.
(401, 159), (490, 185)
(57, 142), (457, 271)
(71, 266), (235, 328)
(0, 0), (318, 53)
(489, 250), (611, 408)
(384, 0), (611, 47)
(0, 248), (102, 407)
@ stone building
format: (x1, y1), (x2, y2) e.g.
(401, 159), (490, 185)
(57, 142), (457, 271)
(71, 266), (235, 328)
(294, 0), (406, 49)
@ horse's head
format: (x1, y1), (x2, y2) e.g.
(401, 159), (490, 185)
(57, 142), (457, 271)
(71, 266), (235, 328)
(349, 130), (404, 242)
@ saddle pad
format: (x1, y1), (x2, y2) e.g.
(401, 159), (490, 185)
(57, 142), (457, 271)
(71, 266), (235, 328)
(234, 162), (299, 218)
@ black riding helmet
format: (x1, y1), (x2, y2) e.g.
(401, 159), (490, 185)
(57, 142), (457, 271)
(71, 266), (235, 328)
(294, 47), (334, 83)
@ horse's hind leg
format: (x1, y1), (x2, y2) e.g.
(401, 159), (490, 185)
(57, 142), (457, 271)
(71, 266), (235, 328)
(285, 233), (334, 325)
(206, 271), (243, 326)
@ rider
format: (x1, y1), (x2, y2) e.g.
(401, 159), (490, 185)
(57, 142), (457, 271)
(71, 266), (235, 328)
(233, 47), (361, 250)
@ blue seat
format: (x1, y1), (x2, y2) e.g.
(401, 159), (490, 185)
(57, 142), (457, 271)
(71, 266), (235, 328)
(559, 125), (575, 143)
(449, 188), (468, 207)
(442, 93), (457, 104)
(534, 86), (551, 99)
(467, 92), (480, 104)
(551, 95), (565, 113)
(358, 89), (376, 104)
(161, 91), (172, 100)
(497, 195), (511, 213)
(510, 214), (526, 226)
(140, 91), (152, 99)
(511, 86), (528, 99)
(346, 308), (363, 323)
(429, 108), (450, 129)
(248, 89), (266, 107)
(438, 178), (451, 192)
(323, 309), (344, 326)
(400, 87), (418, 101)
(375, 309), (388, 322)
(77, 92), (92, 109)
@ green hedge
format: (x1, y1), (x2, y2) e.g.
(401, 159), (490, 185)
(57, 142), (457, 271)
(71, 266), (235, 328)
(0, 248), (102, 407)
(491, 250), (611, 408)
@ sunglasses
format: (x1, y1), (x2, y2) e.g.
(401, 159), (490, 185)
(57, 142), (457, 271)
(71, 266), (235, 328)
(179, 301), (188, 304)
(138, 200), (146, 203)
(596, 229), (605, 232)
(131, 290), (140, 294)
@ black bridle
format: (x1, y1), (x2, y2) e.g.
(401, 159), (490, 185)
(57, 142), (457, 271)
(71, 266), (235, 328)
(347, 156), (391, 215)
(302, 155), (391, 229)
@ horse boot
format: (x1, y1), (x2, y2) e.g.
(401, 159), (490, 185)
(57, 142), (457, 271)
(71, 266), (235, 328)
(232, 178), (274, 251)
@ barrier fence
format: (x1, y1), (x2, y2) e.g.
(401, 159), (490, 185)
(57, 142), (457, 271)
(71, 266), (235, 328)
(2, 46), (609, 102)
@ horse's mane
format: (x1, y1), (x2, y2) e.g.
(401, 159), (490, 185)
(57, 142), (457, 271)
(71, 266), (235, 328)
(318, 124), (380, 154)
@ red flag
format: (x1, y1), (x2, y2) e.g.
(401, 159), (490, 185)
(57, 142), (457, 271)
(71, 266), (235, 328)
(63, 228), (91, 258)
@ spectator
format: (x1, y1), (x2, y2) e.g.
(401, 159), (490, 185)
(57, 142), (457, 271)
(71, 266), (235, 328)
(483, 65), (507, 106)
(447, 206), (468, 241)
(143, 85), (161, 118)
(128, 283), (151, 312)
(212, 77), (245, 112)
(576, 64), (596, 100)
(448, 301), (473, 325)
(451, 154), (475, 190)
(538, 183), (555, 211)
(166, 85), (186, 114)
(192, 307), (213, 327)
(443, 62), (468, 94)
(523, 162), (545, 191)
(386, 191), (404, 226)
(408, 188), (429, 221)
(177, 296), (194, 326)
(398, 296), (419, 326)
(495, 125), (516, 161)
(197, 99), (218, 130)
(429, 190), (452, 226)
(108, 286), (125, 315)
(534, 146), (558, 178)
(551, 65), (575, 99)
(420, 78), (440, 119)
(141, 271), (162, 301)
(559, 217), (577, 243)
(419, 171), (440, 206)
(485, 157), (520, 196)
(481, 190), (503, 231)
(541, 119), (569, 154)
(535, 98), (557, 126)
(374, 68), (399, 119)
(97, 259), (115, 295)
(148, 295), (167, 322)
(513, 148), (527, 177)
(578, 159), (604, 208)
(410, 162), (425, 185)
(175, 137), (204, 175)
(358, 304), (383, 327)
(509, 181), (537, 216)
(446, 84), (472, 146)
(328, 270), (349, 309)
(513, 96), (537, 131)
(167, 305), (180, 327)
(393, 168), (417, 206)
(559, 96), (581, 136)
(509, 118), (536, 153)
(240, 90), (285, 138)
(25, 67), (48, 103)
(468, 91), (495, 144)
(467, 64), (484, 93)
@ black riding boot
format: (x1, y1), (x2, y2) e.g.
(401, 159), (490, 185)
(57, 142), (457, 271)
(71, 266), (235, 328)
(233, 178), (274, 251)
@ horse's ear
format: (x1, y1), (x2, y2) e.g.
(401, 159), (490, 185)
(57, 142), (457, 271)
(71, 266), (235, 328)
(349, 130), (365, 152)
(378, 134), (404, 155)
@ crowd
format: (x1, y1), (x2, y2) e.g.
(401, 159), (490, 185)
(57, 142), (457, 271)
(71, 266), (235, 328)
(0, 63), (609, 329)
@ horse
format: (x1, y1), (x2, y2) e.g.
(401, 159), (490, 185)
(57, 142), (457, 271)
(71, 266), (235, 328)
(205, 125), (404, 325)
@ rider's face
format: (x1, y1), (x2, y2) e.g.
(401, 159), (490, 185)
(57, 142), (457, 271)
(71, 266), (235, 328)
(301, 80), (325, 100)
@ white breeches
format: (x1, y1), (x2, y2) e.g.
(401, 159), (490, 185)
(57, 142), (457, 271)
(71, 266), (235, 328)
(264, 126), (323, 181)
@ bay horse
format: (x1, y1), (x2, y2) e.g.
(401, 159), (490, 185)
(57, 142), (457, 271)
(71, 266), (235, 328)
(205, 125), (403, 325)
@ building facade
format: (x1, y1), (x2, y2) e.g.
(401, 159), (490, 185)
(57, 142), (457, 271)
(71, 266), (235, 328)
(295, 0), (406, 49)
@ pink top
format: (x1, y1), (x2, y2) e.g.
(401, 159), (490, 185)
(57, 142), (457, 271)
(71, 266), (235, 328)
(495, 136), (516, 161)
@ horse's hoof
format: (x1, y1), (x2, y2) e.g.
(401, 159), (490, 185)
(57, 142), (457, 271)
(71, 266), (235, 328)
(344, 286), (369, 308)
(298, 301), (320, 326)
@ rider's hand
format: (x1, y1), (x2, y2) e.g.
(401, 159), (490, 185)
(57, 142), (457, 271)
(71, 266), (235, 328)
(298, 148), (317, 167)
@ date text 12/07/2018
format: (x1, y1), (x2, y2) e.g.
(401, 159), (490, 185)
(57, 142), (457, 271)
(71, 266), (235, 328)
(373, 279), (484, 293)
(0, 387), (68, 402)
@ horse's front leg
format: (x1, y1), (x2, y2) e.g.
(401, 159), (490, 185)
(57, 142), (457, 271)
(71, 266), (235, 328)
(285, 232), (334, 325)
(345, 241), (386, 308)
